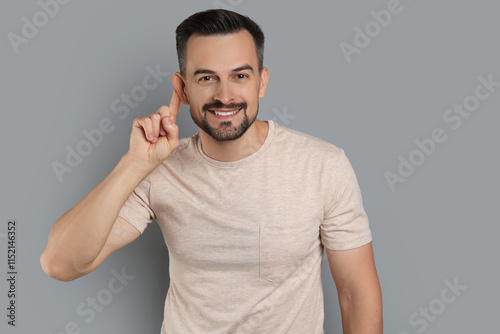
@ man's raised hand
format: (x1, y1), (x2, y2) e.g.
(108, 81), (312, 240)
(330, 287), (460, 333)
(126, 89), (181, 169)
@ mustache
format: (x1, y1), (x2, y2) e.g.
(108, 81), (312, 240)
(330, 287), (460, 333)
(202, 101), (247, 111)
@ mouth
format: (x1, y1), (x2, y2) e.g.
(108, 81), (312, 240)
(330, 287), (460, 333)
(208, 108), (243, 119)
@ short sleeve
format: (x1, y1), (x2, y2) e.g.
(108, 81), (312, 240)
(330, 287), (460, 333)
(118, 173), (155, 234)
(320, 149), (372, 251)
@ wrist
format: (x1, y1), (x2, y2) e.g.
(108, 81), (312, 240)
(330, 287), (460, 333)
(120, 154), (157, 176)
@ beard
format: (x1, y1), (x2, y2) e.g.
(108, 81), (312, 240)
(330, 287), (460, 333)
(191, 101), (258, 142)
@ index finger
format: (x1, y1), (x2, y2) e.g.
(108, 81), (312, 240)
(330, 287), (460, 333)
(168, 89), (181, 124)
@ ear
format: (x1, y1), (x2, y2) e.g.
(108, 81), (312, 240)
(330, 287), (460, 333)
(258, 67), (269, 98)
(172, 72), (190, 105)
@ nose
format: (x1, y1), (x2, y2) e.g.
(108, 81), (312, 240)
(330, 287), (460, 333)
(213, 80), (234, 105)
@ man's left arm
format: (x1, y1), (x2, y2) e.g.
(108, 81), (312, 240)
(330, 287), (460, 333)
(326, 241), (383, 334)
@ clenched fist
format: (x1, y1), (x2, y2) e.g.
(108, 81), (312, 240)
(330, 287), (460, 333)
(126, 89), (181, 169)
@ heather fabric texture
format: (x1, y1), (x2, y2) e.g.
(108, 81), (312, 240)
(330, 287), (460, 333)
(118, 120), (372, 334)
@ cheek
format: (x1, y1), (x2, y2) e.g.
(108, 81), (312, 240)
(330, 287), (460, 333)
(238, 85), (259, 100)
(185, 87), (205, 106)
(190, 86), (215, 102)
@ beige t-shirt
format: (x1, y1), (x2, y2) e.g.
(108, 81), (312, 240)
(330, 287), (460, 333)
(118, 120), (372, 334)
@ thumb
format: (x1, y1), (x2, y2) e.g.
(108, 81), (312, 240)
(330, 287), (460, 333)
(162, 116), (179, 147)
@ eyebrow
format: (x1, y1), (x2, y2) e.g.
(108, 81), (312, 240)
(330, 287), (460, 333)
(232, 64), (254, 73)
(193, 64), (254, 77)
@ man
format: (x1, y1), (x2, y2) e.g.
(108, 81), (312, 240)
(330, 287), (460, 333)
(41, 9), (383, 334)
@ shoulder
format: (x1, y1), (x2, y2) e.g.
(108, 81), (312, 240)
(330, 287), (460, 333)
(150, 134), (198, 175)
(272, 122), (345, 166)
(172, 136), (193, 155)
(167, 134), (197, 159)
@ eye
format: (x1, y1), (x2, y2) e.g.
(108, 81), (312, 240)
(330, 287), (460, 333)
(236, 73), (249, 79)
(198, 76), (217, 85)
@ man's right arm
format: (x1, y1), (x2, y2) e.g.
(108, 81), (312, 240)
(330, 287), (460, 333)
(40, 156), (152, 282)
(40, 89), (181, 282)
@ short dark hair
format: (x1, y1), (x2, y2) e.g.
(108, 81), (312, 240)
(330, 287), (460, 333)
(175, 9), (265, 76)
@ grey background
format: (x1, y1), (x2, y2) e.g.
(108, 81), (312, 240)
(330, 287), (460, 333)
(1, 0), (498, 333)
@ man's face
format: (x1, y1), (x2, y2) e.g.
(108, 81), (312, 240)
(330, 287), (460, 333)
(181, 30), (267, 142)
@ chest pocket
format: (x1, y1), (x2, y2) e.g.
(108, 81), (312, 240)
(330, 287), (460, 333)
(259, 222), (318, 286)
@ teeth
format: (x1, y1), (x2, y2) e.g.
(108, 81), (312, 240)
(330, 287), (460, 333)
(214, 109), (239, 116)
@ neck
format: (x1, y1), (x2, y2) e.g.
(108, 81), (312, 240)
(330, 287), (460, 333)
(198, 119), (269, 162)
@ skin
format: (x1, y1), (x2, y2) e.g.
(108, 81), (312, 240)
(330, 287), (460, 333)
(41, 25), (382, 334)
(172, 30), (269, 162)
(327, 243), (383, 333)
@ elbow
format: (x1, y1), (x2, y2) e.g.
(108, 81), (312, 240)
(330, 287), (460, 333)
(40, 251), (81, 282)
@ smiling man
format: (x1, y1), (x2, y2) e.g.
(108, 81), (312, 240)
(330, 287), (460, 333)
(41, 9), (383, 334)
(175, 17), (269, 162)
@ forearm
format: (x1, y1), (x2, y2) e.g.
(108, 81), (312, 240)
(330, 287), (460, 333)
(339, 285), (383, 334)
(41, 154), (153, 278)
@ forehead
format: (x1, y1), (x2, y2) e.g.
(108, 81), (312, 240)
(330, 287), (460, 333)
(185, 30), (258, 75)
